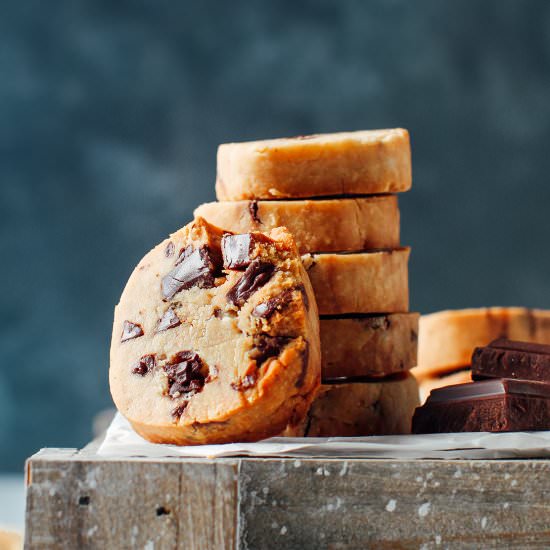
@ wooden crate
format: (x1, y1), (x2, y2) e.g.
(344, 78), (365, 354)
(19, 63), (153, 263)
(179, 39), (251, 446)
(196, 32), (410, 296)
(25, 440), (550, 549)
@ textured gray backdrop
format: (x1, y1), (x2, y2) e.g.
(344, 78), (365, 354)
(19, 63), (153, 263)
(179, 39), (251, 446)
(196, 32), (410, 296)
(2, 0), (550, 471)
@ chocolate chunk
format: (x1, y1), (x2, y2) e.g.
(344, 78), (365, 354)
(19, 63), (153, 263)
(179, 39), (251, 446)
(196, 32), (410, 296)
(121, 321), (144, 342)
(221, 233), (272, 270)
(230, 374), (257, 391)
(213, 307), (224, 319)
(295, 342), (309, 388)
(248, 201), (262, 224)
(162, 246), (217, 300)
(226, 260), (275, 307)
(252, 288), (294, 318)
(163, 351), (206, 398)
(297, 284), (309, 311)
(165, 241), (175, 258)
(171, 402), (188, 419)
(132, 354), (156, 376)
(157, 308), (181, 332)
(412, 378), (550, 433)
(472, 338), (550, 383)
(249, 335), (290, 366)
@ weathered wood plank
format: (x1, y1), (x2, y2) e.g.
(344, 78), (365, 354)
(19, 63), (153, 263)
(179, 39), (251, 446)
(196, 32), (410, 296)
(25, 448), (550, 549)
(238, 459), (550, 549)
(25, 456), (238, 549)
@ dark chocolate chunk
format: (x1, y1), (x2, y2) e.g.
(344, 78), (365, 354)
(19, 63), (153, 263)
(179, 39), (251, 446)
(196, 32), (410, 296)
(165, 241), (175, 258)
(230, 374), (257, 391)
(226, 260), (275, 307)
(252, 288), (294, 318)
(248, 201), (262, 224)
(295, 342), (309, 388)
(412, 378), (550, 434)
(472, 338), (550, 383)
(221, 233), (272, 270)
(132, 354), (156, 376)
(162, 246), (217, 300)
(156, 308), (181, 332)
(213, 307), (224, 319)
(121, 320), (144, 342)
(249, 335), (290, 366)
(163, 350), (206, 398)
(171, 402), (188, 419)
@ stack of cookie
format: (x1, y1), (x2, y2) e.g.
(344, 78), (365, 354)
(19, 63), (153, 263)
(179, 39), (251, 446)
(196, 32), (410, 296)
(196, 129), (419, 436)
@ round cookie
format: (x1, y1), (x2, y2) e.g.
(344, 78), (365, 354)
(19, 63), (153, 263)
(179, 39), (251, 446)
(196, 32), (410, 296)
(320, 313), (419, 379)
(110, 217), (321, 445)
(418, 307), (550, 373)
(303, 248), (410, 315)
(194, 196), (400, 254)
(216, 129), (411, 200)
(291, 374), (419, 437)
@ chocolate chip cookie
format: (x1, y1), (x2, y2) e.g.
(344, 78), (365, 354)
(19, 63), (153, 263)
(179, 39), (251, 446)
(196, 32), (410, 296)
(110, 217), (320, 445)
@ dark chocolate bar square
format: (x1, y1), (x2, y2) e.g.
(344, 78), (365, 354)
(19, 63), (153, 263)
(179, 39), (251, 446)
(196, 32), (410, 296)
(412, 378), (550, 434)
(472, 338), (550, 383)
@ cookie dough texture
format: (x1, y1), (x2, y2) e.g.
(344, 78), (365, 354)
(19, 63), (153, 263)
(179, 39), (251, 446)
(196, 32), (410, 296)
(300, 374), (419, 437)
(216, 129), (411, 200)
(320, 313), (419, 379)
(303, 248), (410, 315)
(418, 307), (550, 374)
(110, 217), (320, 445)
(194, 196), (400, 254)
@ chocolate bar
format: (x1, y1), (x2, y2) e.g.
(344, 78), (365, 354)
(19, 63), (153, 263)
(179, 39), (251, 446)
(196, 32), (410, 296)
(472, 338), (550, 382)
(412, 378), (550, 433)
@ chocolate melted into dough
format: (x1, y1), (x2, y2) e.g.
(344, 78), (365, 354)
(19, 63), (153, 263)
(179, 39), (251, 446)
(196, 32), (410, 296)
(132, 354), (156, 376)
(249, 335), (291, 366)
(226, 260), (275, 307)
(163, 351), (207, 398)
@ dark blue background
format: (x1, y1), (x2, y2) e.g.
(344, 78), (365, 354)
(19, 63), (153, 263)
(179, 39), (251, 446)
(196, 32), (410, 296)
(2, 0), (550, 471)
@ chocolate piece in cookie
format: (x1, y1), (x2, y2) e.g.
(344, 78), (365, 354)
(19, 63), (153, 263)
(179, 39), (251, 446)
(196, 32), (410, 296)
(226, 260), (275, 307)
(131, 354), (156, 376)
(161, 246), (218, 300)
(121, 321), (144, 342)
(221, 232), (272, 270)
(110, 218), (320, 445)
(163, 351), (206, 398)
(157, 308), (181, 332)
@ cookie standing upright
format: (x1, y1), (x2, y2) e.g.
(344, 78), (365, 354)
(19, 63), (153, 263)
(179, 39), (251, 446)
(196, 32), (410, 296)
(110, 217), (320, 445)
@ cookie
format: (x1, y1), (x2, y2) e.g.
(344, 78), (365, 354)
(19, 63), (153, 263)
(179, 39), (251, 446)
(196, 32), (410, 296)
(418, 307), (550, 374)
(195, 196), (400, 254)
(110, 217), (321, 445)
(295, 374), (419, 437)
(303, 248), (410, 315)
(216, 129), (411, 200)
(320, 313), (419, 379)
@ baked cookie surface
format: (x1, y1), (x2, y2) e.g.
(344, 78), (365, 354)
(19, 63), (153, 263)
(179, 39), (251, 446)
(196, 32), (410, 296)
(216, 129), (411, 200)
(110, 218), (320, 445)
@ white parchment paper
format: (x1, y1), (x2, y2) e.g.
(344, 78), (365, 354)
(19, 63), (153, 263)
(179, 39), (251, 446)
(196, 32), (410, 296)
(97, 413), (550, 459)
